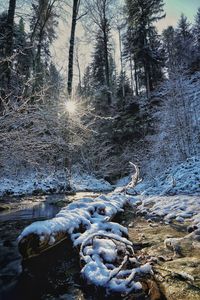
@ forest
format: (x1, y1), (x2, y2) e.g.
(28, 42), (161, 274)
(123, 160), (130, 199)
(0, 0), (200, 300)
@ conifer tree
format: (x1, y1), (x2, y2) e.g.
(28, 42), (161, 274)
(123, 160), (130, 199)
(162, 26), (176, 74)
(30, 0), (58, 95)
(175, 14), (194, 69)
(125, 0), (165, 98)
(194, 8), (200, 51)
(193, 7), (200, 70)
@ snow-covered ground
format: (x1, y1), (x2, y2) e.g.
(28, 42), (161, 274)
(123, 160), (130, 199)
(0, 170), (71, 197)
(136, 195), (200, 228)
(0, 170), (113, 197)
(70, 172), (112, 192)
(1, 153), (199, 198)
(115, 157), (200, 230)
(116, 157), (200, 196)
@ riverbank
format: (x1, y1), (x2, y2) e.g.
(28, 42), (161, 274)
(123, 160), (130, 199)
(0, 171), (112, 199)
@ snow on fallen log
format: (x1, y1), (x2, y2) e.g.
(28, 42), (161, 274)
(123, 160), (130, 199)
(18, 193), (153, 296)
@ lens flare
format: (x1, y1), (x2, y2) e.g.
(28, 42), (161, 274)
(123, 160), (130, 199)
(65, 101), (76, 114)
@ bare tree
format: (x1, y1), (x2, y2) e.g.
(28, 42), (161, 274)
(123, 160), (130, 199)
(67, 0), (80, 96)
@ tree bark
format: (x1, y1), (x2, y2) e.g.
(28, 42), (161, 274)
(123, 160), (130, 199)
(129, 56), (133, 95)
(76, 47), (82, 93)
(133, 58), (139, 96)
(5, 0), (16, 84)
(67, 0), (79, 97)
(103, 30), (111, 105)
(145, 66), (150, 99)
(118, 27), (125, 98)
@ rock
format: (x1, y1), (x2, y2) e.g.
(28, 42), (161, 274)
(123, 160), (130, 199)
(164, 237), (183, 256)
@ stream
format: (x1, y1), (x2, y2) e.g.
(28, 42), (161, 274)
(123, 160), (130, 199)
(0, 193), (100, 300)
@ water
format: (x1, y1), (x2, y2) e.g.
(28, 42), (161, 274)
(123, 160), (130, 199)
(0, 202), (61, 222)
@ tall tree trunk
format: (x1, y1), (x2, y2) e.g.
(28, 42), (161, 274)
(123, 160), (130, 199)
(5, 0), (16, 87)
(0, 0), (16, 105)
(145, 66), (150, 99)
(129, 55), (134, 96)
(76, 48), (82, 93)
(118, 26), (125, 98)
(0, 0), (16, 112)
(67, 0), (79, 97)
(134, 58), (139, 96)
(103, 29), (111, 105)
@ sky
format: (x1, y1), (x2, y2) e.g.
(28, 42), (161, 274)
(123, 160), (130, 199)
(157, 0), (200, 32)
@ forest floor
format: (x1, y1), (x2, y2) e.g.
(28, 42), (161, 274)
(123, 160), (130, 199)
(120, 206), (200, 300)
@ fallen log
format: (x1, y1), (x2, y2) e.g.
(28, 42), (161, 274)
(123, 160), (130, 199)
(18, 195), (127, 259)
(18, 192), (155, 296)
(18, 167), (159, 297)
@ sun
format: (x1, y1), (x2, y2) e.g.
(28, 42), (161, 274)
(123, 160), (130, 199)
(65, 100), (77, 114)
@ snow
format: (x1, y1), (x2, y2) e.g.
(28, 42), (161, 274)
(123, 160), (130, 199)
(137, 195), (200, 229)
(18, 194), (130, 244)
(70, 172), (112, 192)
(0, 170), (113, 197)
(114, 157), (200, 196)
(16, 155), (200, 294)
(18, 192), (152, 295)
(0, 170), (71, 197)
(115, 176), (131, 188)
(136, 157), (200, 196)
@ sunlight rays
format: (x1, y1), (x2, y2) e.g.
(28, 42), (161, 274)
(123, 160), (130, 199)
(65, 100), (77, 115)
